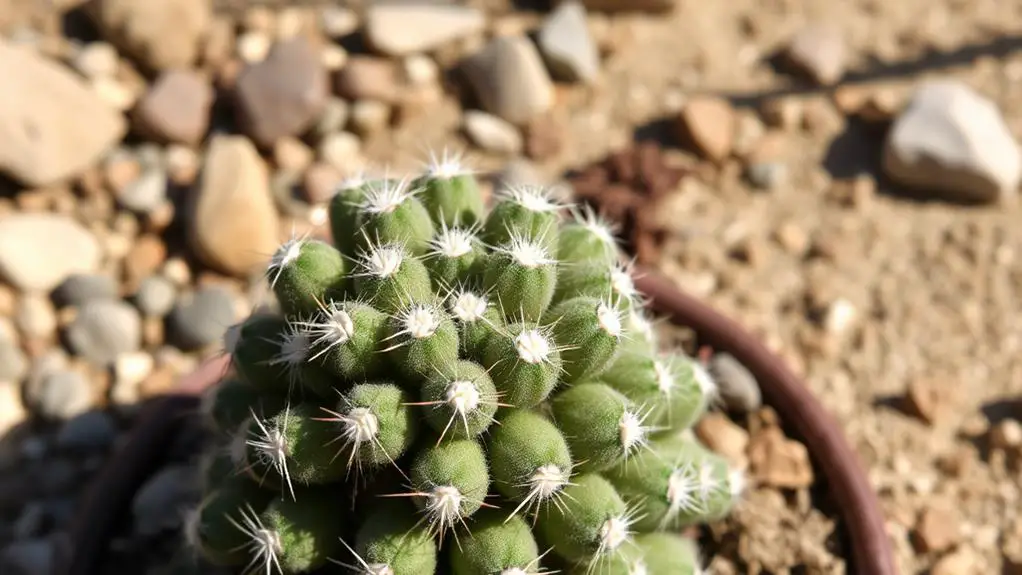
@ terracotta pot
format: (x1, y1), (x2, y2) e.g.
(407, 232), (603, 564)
(59, 269), (896, 575)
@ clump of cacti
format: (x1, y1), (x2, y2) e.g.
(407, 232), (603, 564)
(185, 154), (744, 575)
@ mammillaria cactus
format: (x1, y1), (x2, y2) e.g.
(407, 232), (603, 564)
(185, 155), (744, 575)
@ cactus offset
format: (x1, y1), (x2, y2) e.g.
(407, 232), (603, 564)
(189, 160), (743, 575)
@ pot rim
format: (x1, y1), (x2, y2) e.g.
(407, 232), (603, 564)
(59, 269), (895, 575)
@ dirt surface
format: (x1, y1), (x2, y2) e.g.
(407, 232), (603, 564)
(1, 1), (1022, 574)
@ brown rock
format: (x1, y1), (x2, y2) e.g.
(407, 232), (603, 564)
(675, 96), (734, 162)
(912, 506), (961, 553)
(905, 378), (958, 426)
(124, 235), (166, 291)
(234, 37), (329, 149)
(747, 427), (814, 488)
(931, 549), (980, 575)
(695, 412), (749, 467)
(990, 419), (1022, 450)
(334, 56), (400, 103)
(132, 70), (213, 145)
(302, 162), (340, 205)
(784, 24), (846, 85)
(90, 0), (211, 72)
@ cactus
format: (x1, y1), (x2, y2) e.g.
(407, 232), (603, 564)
(188, 157), (742, 575)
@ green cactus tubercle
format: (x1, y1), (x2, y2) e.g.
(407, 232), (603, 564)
(190, 157), (742, 574)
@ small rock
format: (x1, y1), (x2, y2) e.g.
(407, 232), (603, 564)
(132, 70), (213, 145)
(0, 213), (102, 292)
(0, 39), (127, 187)
(496, 158), (547, 189)
(904, 378), (958, 426)
(745, 162), (787, 190)
(134, 275), (177, 317)
(747, 426), (815, 488)
(349, 100), (391, 135)
(931, 549), (980, 575)
(912, 506), (961, 553)
(334, 56), (400, 103)
(313, 97), (350, 137)
(234, 37), (329, 148)
(990, 419), (1022, 450)
(52, 274), (119, 307)
(116, 167), (168, 213)
(784, 24), (846, 85)
(883, 80), (1022, 204)
(124, 235), (167, 291)
(15, 294), (56, 340)
(463, 110), (523, 154)
(64, 300), (142, 365)
(236, 31), (271, 63)
(461, 36), (555, 125)
(0, 538), (53, 575)
(0, 382), (27, 436)
(56, 411), (118, 451)
(168, 286), (238, 350)
(132, 464), (201, 536)
(537, 1), (600, 84)
(675, 96), (735, 162)
(24, 369), (93, 420)
(694, 412), (750, 467)
(91, 0), (211, 71)
(0, 340), (28, 383)
(823, 298), (857, 335)
(707, 352), (762, 412)
(188, 135), (281, 276)
(320, 6), (359, 38)
(273, 137), (314, 173)
(364, 4), (485, 57)
(318, 132), (361, 172)
(402, 54), (439, 87)
(72, 42), (120, 80)
(302, 162), (341, 204)
(165, 145), (200, 185)
(114, 351), (154, 394)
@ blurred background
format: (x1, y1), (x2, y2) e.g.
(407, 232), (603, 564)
(0, 0), (1021, 573)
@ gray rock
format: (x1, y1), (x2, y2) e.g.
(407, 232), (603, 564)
(134, 275), (177, 317)
(0, 213), (102, 293)
(132, 465), (201, 536)
(24, 369), (93, 420)
(0, 339), (28, 383)
(52, 274), (119, 307)
(0, 538), (53, 575)
(537, 1), (600, 84)
(168, 286), (237, 350)
(56, 411), (118, 451)
(883, 80), (1022, 204)
(0, 38), (127, 187)
(463, 111), (523, 154)
(707, 352), (762, 413)
(461, 36), (555, 125)
(234, 37), (329, 149)
(133, 70), (213, 145)
(116, 167), (168, 214)
(745, 162), (787, 190)
(64, 300), (142, 365)
(364, 3), (485, 56)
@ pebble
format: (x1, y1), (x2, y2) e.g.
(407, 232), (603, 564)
(165, 145), (200, 185)
(124, 235), (167, 291)
(116, 167), (168, 213)
(402, 55), (439, 87)
(461, 36), (555, 125)
(134, 275), (177, 317)
(675, 95), (735, 162)
(747, 426), (815, 488)
(334, 56), (401, 103)
(496, 158), (547, 188)
(537, 1), (600, 84)
(707, 352), (762, 412)
(64, 300), (142, 365)
(349, 100), (392, 135)
(113, 351), (154, 397)
(167, 286), (238, 350)
(905, 379), (958, 426)
(0, 340), (28, 383)
(318, 132), (361, 172)
(15, 294), (56, 340)
(913, 506), (961, 553)
(24, 369), (93, 420)
(132, 464), (201, 537)
(745, 162), (787, 190)
(303, 163), (341, 204)
(0, 382), (26, 436)
(313, 97), (350, 137)
(56, 411), (118, 451)
(931, 549), (980, 575)
(990, 420), (1022, 450)
(188, 134), (281, 276)
(784, 24), (846, 85)
(236, 31), (271, 63)
(0, 213), (102, 293)
(695, 412), (750, 467)
(234, 37), (329, 149)
(883, 80), (1022, 204)
(273, 137), (314, 173)
(320, 6), (359, 38)
(132, 70), (213, 145)
(0, 538), (53, 575)
(463, 110), (524, 154)
(363, 4), (485, 56)
(0, 39), (127, 187)
(72, 42), (119, 79)
(91, 0), (211, 71)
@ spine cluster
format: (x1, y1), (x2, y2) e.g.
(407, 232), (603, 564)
(187, 155), (743, 575)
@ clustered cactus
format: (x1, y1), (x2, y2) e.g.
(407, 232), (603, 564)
(185, 153), (744, 575)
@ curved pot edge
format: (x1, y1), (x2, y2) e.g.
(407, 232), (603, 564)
(58, 270), (896, 575)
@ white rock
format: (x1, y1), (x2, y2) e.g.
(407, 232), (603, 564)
(0, 39), (127, 187)
(364, 4), (485, 56)
(0, 214), (102, 292)
(883, 80), (1022, 204)
(463, 110), (523, 154)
